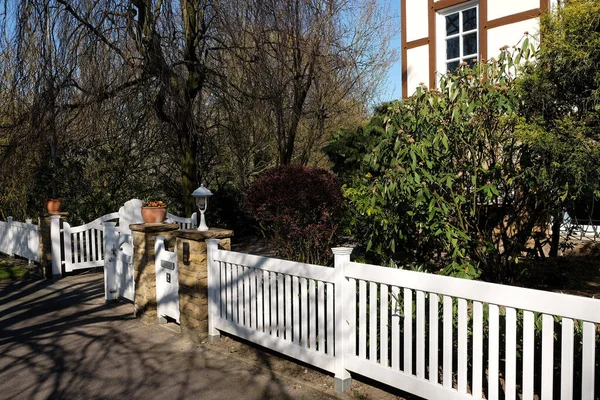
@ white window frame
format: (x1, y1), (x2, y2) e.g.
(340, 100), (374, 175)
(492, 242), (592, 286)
(436, 0), (479, 81)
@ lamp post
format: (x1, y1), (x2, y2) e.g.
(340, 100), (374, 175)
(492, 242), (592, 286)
(192, 184), (213, 231)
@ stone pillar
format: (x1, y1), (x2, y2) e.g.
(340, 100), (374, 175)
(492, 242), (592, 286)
(39, 212), (68, 279)
(130, 223), (179, 324)
(174, 228), (234, 344)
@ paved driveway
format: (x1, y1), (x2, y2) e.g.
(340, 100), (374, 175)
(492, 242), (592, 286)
(0, 273), (331, 399)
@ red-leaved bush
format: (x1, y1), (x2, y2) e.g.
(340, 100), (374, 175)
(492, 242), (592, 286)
(246, 165), (344, 264)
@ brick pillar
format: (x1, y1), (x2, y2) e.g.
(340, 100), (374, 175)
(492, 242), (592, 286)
(130, 223), (179, 325)
(174, 228), (233, 344)
(39, 212), (68, 279)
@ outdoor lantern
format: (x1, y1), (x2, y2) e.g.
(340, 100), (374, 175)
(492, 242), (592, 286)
(192, 184), (213, 231)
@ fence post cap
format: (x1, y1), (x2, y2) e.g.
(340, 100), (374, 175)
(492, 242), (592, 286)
(206, 238), (221, 246)
(331, 247), (353, 256)
(49, 215), (61, 220)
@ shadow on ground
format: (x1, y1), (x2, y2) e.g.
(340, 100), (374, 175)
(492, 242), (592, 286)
(0, 274), (326, 400)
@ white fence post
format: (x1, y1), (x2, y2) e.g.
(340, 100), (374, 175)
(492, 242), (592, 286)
(50, 215), (62, 277)
(332, 247), (353, 392)
(62, 222), (72, 272)
(103, 222), (118, 302)
(206, 238), (221, 342)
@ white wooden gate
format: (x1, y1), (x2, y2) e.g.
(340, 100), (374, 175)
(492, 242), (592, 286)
(155, 236), (180, 322)
(52, 198), (195, 302)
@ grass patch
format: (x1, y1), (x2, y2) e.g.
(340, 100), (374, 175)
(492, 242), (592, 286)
(0, 258), (35, 280)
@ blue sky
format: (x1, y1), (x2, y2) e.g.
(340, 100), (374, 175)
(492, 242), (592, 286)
(381, 0), (402, 101)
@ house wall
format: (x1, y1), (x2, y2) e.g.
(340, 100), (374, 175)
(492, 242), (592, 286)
(401, 0), (551, 98)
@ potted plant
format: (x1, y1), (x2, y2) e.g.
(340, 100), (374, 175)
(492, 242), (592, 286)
(46, 198), (62, 214)
(141, 200), (167, 223)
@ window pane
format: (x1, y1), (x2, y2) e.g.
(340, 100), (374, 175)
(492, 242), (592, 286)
(463, 8), (477, 31)
(466, 57), (477, 68)
(463, 32), (477, 56)
(447, 37), (459, 59)
(447, 61), (460, 73)
(446, 13), (459, 35)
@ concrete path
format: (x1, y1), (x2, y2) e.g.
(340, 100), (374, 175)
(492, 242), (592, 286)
(0, 273), (332, 400)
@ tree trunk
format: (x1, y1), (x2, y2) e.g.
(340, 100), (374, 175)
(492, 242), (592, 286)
(179, 132), (198, 217)
(549, 211), (562, 257)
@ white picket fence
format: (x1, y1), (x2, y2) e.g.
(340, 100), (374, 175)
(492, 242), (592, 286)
(0, 217), (40, 263)
(207, 244), (600, 399)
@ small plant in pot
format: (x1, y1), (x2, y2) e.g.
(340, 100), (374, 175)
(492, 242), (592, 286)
(141, 200), (167, 223)
(46, 198), (62, 214)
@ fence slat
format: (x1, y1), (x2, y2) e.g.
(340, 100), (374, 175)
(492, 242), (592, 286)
(292, 276), (300, 343)
(256, 268), (263, 331)
(359, 280), (367, 359)
(370, 282), (378, 362)
(328, 281), (336, 356)
(472, 301), (483, 398)
(271, 272), (278, 336)
(318, 280), (325, 352)
(560, 317), (573, 400)
(87, 230), (92, 262)
(391, 286), (400, 370)
(309, 279), (316, 349)
(429, 294), (439, 384)
(458, 298), (467, 393)
(301, 277), (308, 346)
(582, 321), (596, 400)
(404, 288), (413, 375)
(443, 295), (453, 388)
(250, 268), (257, 329)
(380, 284), (389, 367)
(542, 314), (554, 400)
(95, 228), (102, 260)
(523, 310), (534, 400)
(416, 290), (425, 379)
(227, 264), (233, 321)
(90, 229), (96, 261)
(243, 267), (249, 327)
(286, 274), (292, 342)
(505, 307), (517, 400)
(489, 304), (499, 400)
(233, 265), (240, 324)
(220, 262), (226, 319)
(263, 270), (270, 330)
(278, 273), (284, 337)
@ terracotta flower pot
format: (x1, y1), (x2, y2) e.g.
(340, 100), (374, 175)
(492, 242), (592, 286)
(47, 199), (62, 214)
(141, 206), (167, 223)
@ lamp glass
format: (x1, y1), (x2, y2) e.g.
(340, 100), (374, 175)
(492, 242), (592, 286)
(196, 196), (207, 210)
